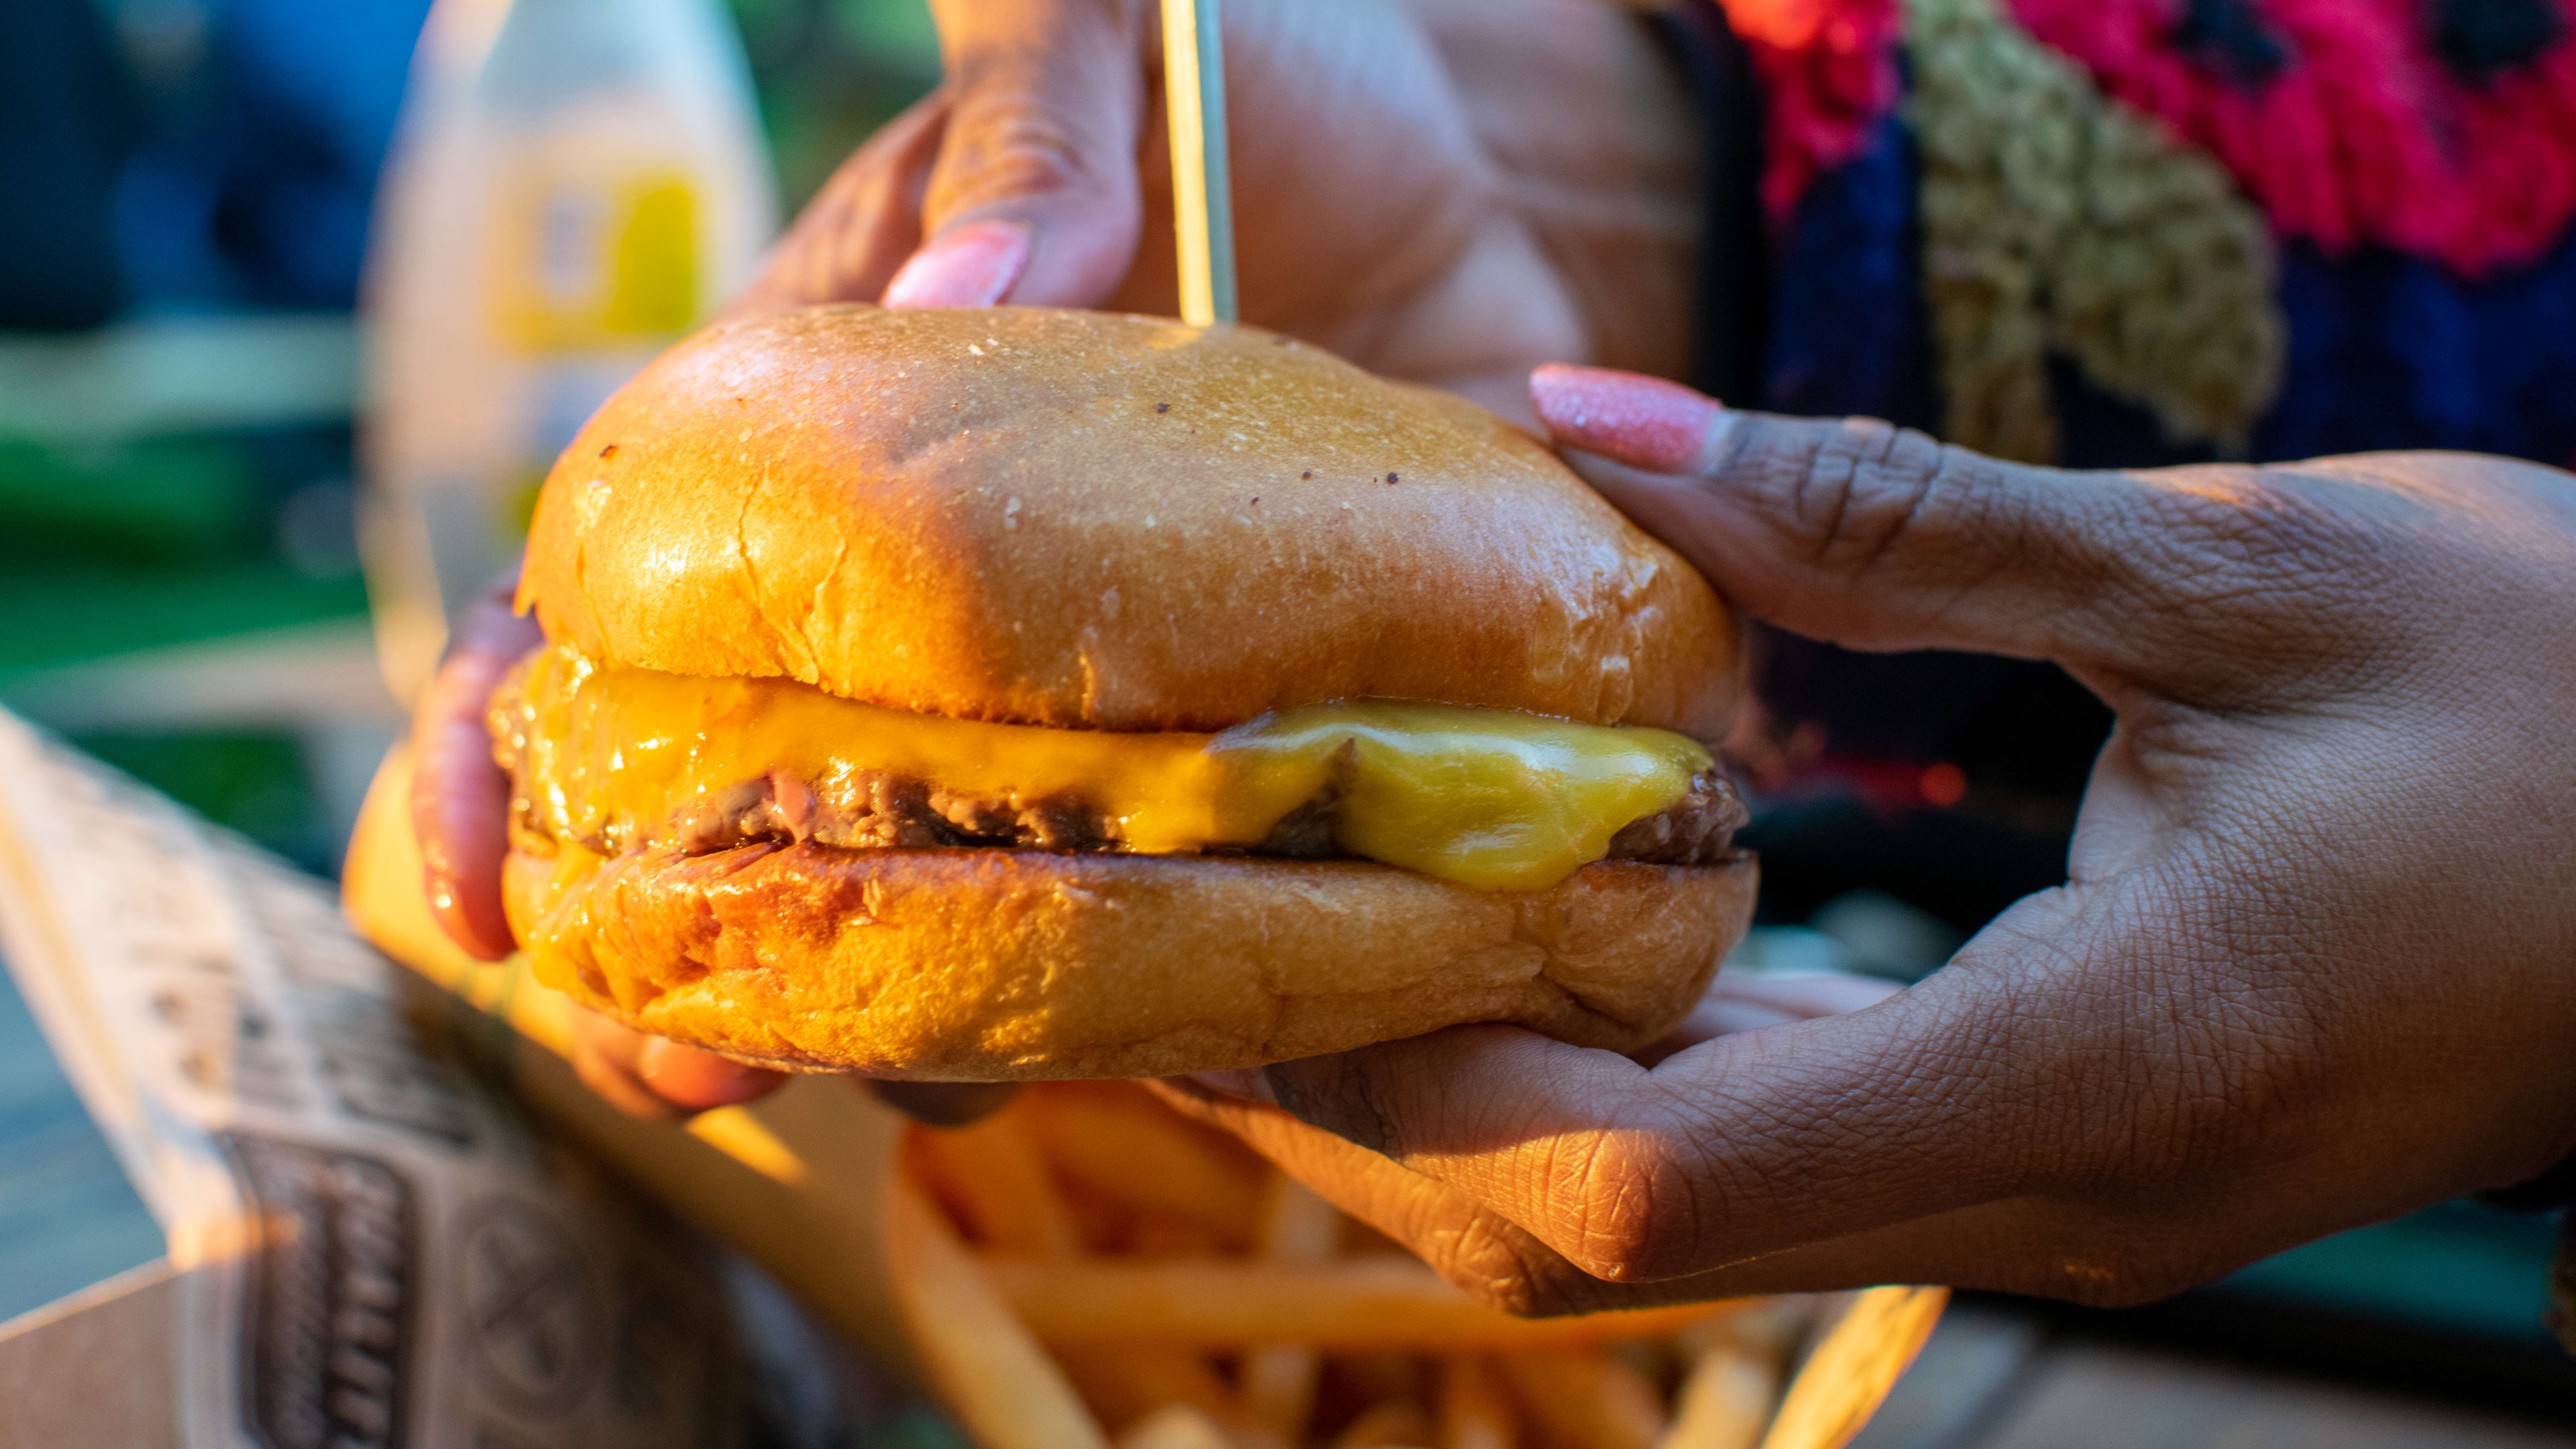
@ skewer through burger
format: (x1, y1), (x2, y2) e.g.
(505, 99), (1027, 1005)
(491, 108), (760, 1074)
(490, 305), (1756, 1080)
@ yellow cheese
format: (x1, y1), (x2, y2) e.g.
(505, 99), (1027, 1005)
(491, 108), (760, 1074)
(503, 643), (1711, 892)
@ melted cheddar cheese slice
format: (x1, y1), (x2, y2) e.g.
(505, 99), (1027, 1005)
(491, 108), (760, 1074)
(503, 643), (1711, 892)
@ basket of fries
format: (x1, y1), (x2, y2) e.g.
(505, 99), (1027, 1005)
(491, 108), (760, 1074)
(345, 745), (1943, 1449)
(890, 1080), (1944, 1449)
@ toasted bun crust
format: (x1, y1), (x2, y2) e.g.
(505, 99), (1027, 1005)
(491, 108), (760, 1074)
(511, 845), (1755, 1081)
(519, 305), (1739, 735)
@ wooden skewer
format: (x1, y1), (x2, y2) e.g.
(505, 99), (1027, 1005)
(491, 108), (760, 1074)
(1159, 0), (1236, 324)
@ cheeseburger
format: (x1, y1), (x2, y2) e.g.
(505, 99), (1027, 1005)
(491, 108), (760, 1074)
(492, 305), (1755, 1080)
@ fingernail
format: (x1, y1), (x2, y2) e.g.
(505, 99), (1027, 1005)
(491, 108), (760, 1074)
(637, 1038), (780, 1110)
(881, 219), (1032, 309)
(1530, 364), (1723, 474)
(1187, 1069), (1278, 1105)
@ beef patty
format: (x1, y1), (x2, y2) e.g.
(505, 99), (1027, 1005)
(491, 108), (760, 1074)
(518, 761), (1748, 871)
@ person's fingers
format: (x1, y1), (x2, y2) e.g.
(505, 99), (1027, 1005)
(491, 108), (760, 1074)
(738, 0), (1148, 315)
(569, 1004), (1022, 1124)
(1197, 912), (2183, 1291)
(410, 577), (541, 961)
(1527, 366), (2394, 703)
(731, 92), (953, 314)
(906, 0), (1151, 308)
(1169, 938), (2350, 1311)
(1153, 971), (1929, 1314)
(1528, 366), (1718, 473)
(569, 1008), (787, 1118)
(1190, 1032), (2040, 1306)
(635, 1037), (790, 1112)
(569, 1008), (685, 1120)
(1152, 1078), (1678, 1316)
(1152, 1078), (2191, 1312)
(881, 217), (1034, 309)
(1638, 967), (1906, 1063)
(1705, 967), (1907, 1021)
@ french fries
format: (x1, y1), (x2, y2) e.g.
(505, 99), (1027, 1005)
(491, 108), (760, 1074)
(1241, 1178), (1340, 1444)
(1330, 1401), (1436, 1448)
(344, 746), (1941, 1449)
(986, 1258), (1739, 1352)
(1122, 1405), (1244, 1449)
(904, 1102), (1256, 1436)
(881, 1181), (1106, 1449)
(1436, 1356), (1515, 1449)
(1020, 1081), (1268, 1248)
(1759, 1287), (1947, 1449)
(1658, 1344), (1777, 1449)
(898, 1083), (1943, 1449)
(1495, 1350), (1667, 1449)
(906, 1112), (1083, 1256)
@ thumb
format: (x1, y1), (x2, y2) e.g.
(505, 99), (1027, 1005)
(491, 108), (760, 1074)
(410, 576), (541, 961)
(883, 0), (1151, 309)
(1529, 366), (2257, 684)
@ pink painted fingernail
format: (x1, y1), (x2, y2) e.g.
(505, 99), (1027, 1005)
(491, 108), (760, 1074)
(881, 219), (1033, 309)
(1530, 364), (1725, 474)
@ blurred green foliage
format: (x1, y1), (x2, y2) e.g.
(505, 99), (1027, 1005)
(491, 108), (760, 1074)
(0, 436), (262, 564)
(70, 729), (325, 869)
(0, 559), (365, 676)
(2222, 1201), (2560, 1346)
(0, 0), (941, 680)
(855, 1403), (977, 1449)
(0, 423), (365, 675)
(729, 0), (941, 211)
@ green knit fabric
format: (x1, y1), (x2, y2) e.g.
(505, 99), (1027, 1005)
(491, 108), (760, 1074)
(1905, 0), (2286, 462)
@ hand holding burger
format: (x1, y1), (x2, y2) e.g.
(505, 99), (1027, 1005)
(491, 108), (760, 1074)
(408, 0), (1719, 1114)
(403, 339), (2576, 1317)
(389, 0), (2576, 1317)
(1154, 368), (2576, 1313)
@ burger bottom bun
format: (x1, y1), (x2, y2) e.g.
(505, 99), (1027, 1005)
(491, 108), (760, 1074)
(510, 844), (1758, 1081)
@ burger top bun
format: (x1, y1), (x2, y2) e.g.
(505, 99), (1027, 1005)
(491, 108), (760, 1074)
(519, 305), (1739, 736)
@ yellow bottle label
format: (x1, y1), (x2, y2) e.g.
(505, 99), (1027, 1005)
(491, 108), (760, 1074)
(494, 170), (701, 350)
(603, 177), (698, 335)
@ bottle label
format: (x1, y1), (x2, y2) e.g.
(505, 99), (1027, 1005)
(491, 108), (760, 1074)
(495, 170), (702, 350)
